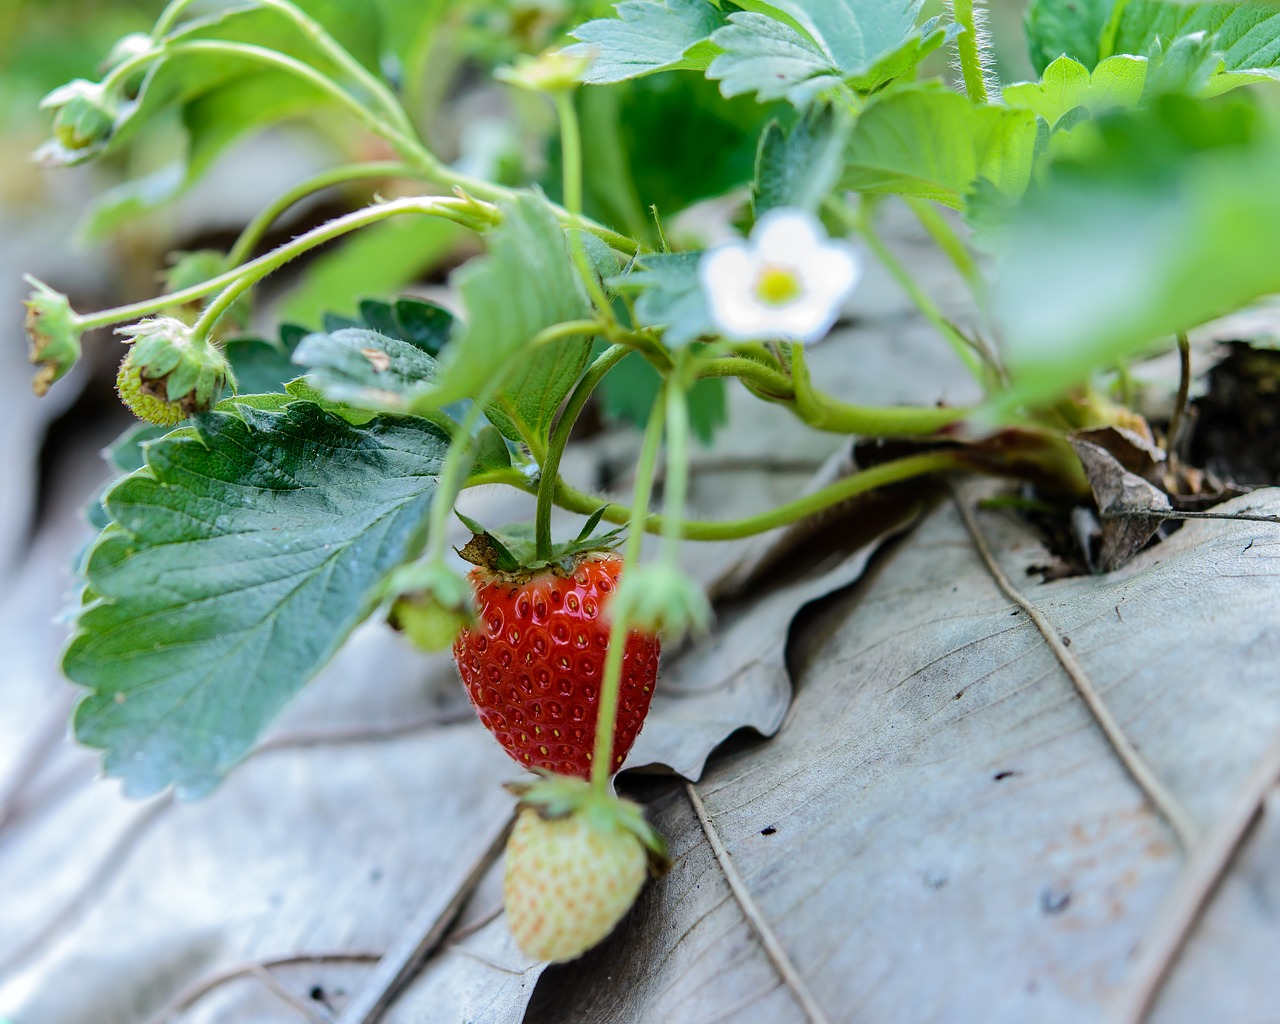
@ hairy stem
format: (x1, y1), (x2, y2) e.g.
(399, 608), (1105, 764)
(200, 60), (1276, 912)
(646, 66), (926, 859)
(591, 392), (666, 791)
(188, 196), (495, 341)
(226, 161), (421, 267)
(150, 0), (413, 134)
(951, 0), (992, 104)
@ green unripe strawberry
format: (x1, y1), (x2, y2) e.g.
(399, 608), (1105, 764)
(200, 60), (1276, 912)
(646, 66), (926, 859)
(114, 317), (231, 425)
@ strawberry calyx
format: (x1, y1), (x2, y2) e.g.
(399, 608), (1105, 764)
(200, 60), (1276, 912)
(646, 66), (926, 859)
(455, 506), (624, 580)
(505, 773), (670, 874)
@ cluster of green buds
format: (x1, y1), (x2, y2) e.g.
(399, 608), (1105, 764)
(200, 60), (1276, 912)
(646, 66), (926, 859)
(37, 80), (122, 165)
(35, 32), (159, 166)
(115, 317), (233, 426)
(495, 47), (593, 94)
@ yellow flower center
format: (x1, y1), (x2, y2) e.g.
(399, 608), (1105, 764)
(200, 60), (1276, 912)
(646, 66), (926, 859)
(754, 265), (803, 306)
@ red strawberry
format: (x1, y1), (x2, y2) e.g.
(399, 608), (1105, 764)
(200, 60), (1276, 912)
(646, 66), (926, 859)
(453, 553), (660, 779)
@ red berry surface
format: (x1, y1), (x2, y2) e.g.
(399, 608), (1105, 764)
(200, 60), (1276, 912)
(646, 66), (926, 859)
(453, 555), (660, 779)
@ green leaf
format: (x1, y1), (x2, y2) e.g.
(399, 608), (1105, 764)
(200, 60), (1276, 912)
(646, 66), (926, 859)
(1113, 3), (1280, 78)
(353, 297), (455, 356)
(293, 327), (440, 410)
(1142, 29), (1220, 97)
(1004, 54), (1147, 129)
(840, 84), (1039, 209)
(596, 73), (770, 221)
(753, 104), (850, 217)
(63, 1), (389, 227)
(224, 327), (307, 397)
(709, 10), (951, 104)
(599, 351), (727, 444)
(844, 16), (957, 93)
(64, 0), (375, 165)
(1024, 0), (1112, 74)
(566, 0), (729, 84)
(429, 194), (592, 447)
(65, 403), (449, 797)
(740, 0), (924, 77)
(610, 252), (713, 347)
(707, 12), (842, 104)
(1027, 1), (1280, 93)
(104, 422), (170, 475)
(993, 93), (1280, 411)
(219, 380), (379, 425)
(289, 297), (455, 412)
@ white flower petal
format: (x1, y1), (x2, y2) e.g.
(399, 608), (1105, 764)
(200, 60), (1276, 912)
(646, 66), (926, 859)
(751, 209), (826, 265)
(700, 245), (766, 340)
(698, 209), (861, 344)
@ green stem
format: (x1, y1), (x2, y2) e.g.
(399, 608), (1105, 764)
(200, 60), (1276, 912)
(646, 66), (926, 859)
(699, 356), (794, 398)
(951, 0), (992, 104)
(129, 9), (646, 261)
(423, 402), (490, 567)
(251, 0), (415, 136)
(554, 92), (584, 218)
(855, 205), (987, 383)
(151, 0), (200, 38)
(532, 449), (966, 541)
(171, 41), (409, 151)
(150, 0), (413, 134)
(1098, 0), (1132, 61)
(185, 196), (494, 340)
(591, 390), (666, 791)
(226, 161), (421, 266)
(788, 344), (969, 436)
(660, 375), (692, 559)
(554, 90), (618, 324)
(905, 197), (986, 304)
(535, 343), (630, 561)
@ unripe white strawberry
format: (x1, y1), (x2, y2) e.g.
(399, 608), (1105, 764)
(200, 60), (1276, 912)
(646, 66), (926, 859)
(502, 779), (666, 962)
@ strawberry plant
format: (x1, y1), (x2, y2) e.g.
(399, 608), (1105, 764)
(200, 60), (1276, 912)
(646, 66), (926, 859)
(19, 0), (1280, 988)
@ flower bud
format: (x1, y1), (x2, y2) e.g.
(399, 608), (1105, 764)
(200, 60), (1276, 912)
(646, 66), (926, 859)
(610, 563), (712, 646)
(114, 317), (231, 425)
(385, 560), (477, 652)
(495, 48), (592, 94)
(39, 80), (119, 161)
(101, 33), (155, 75)
(23, 277), (83, 397)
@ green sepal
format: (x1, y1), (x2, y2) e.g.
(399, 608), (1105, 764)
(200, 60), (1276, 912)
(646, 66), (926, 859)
(454, 511), (624, 577)
(23, 276), (83, 397)
(505, 774), (671, 873)
(609, 562), (713, 646)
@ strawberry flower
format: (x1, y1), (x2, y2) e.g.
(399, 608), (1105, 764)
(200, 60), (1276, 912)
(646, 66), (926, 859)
(698, 208), (860, 344)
